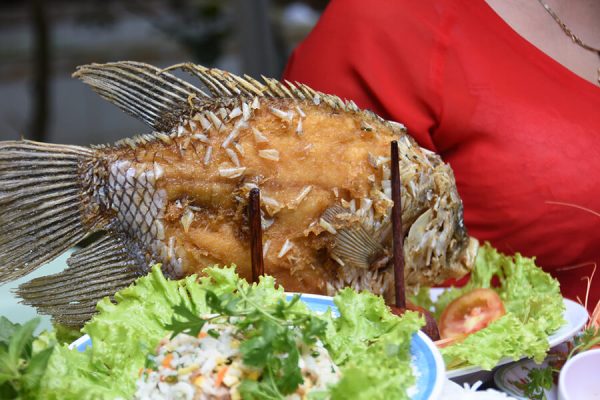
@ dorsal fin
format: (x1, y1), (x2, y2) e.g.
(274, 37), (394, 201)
(73, 62), (208, 132)
(74, 61), (359, 134)
(165, 62), (297, 99)
(167, 63), (358, 113)
(164, 63), (265, 98)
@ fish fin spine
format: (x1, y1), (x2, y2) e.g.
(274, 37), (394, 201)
(173, 62), (355, 110)
(17, 233), (143, 327)
(74, 61), (364, 138)
(73, 61), (206, 132)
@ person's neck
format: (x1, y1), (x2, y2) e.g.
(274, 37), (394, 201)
(485, 0), (600, 86)
(538, 0), (600, 48)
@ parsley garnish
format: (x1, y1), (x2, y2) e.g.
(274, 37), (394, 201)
(516, 365), (555, 400)
(164, 301), (205, 338)
(516, 326), (600, 400)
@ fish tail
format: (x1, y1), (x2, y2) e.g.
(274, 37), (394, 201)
(0, 140), (143, 326)
(0, 140), (99, 283)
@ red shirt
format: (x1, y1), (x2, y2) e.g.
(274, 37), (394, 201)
(284, 0), (600, 312)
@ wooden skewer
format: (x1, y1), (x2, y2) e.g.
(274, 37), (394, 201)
(249, 188), (264, 283)
(389, 141), (440, 340)
(390, 140), (406, 309)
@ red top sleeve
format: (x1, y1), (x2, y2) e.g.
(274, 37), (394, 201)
(284, 0), (600, 312)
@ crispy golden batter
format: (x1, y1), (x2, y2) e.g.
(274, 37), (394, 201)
(126, 101), (399, 293)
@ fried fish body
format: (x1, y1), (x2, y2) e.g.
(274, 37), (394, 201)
(0, 62), (478, 326)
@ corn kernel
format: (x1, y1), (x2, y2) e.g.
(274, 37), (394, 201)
(247, 370), (260, 381)
(192, 376), (204, 387)
(177, 364), (199, 375)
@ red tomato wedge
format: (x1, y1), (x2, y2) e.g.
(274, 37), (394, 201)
(439, 288), (506, 339)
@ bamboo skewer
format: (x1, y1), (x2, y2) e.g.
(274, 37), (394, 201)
(389, 141), (440, 340)
(249, 188), (264, 283)
(391, 140), (406, 309)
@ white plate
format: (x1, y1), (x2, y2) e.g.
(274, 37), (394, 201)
(494, 356), (559, 400)
(429, 288), (589, 379)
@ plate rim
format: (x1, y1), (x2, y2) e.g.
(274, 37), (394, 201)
(414, 329), (446, 400)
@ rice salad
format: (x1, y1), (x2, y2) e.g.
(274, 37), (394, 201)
(135, 322), (340, 400)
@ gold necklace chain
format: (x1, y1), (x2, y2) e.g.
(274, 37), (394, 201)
(536, 0), (600, 84)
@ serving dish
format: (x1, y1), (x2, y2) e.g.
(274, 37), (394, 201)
(428, 288), (588, 381)
(70, 293), (445, 400)
(493, 355), (559, 399)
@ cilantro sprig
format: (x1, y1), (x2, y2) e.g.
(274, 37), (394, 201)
(516, 326), (600, 400)
(165, 282), (327, 399)
(569, 326), (600, 358)
(516, 365), (555, 400)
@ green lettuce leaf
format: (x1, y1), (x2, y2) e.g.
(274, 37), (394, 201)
(39, 265), (422, 399)
(441, 313), (550, 370)
(412, 243), (566, 370)
(39, 265), (198, 399)
(40, 265), (275, 399)
(324, 289), (424, 400)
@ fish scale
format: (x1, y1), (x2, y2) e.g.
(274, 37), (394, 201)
(105, 160), (183, 278)
(0, 61), (478, 326)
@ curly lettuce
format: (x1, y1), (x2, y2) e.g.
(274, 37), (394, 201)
(39, 266), (422, 400)
(412, 243), (565, 370)
(325, 289), (423, 400)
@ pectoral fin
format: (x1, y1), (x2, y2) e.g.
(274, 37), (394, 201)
(322, 206), (388, 270)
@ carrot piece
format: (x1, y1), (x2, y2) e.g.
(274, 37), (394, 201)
(138, 367), (144, 377)
(162, 353), (174, 369)
(215, 366), (228, 387)
(197, 331), (208, 339)
(591, 300), (600, 329)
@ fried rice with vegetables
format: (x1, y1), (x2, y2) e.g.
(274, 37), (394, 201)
(135, 322), (340, 400)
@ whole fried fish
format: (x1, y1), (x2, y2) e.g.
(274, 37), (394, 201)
(0, 62), (478, 326)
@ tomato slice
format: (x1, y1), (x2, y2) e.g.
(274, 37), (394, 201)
(439, 288), (506, 339)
